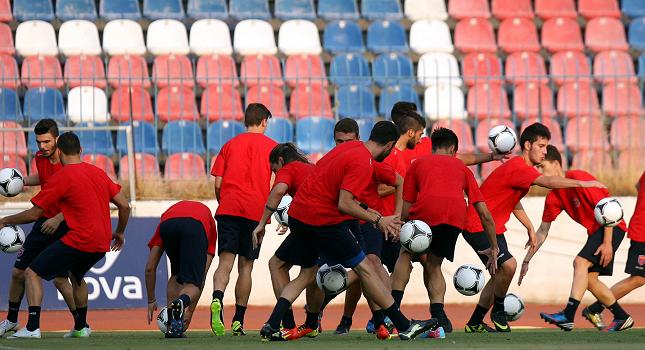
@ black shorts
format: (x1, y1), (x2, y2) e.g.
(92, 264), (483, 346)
(625, 240), (645, 277)
(578, 226), (625, 276)
(29, 240), (104, 284)
(360, 222), (384, 257)
(381, 238), (400, 273)
(463, 231), (513, 267)
(14, 217), (70, 272)
(427, 224), (462, 262)
(160, 218), (208, 288)
(216, 215), (260, 260)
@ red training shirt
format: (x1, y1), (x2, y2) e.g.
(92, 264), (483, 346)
(628, 171), (645, 243)
(148, 201), (218, 255)
(381, 147), (409, 215)
(401, 137), (432, 167)
(273, 161), (315, 197)
(359, 161), (397, 214)
(34, 151), (64, 219)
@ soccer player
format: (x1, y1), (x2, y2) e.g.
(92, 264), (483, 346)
(517, 146), (632, 332)
(260, 121), (438, 342)
(210, 103), (277, 336)
(461, 123), (606, 333)
(0, 132), (130, 339)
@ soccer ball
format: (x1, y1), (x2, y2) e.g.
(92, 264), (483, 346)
(0, 168), (24, 197)
(0, 225), (25, 253)
(156, 307), (168, 333)
(594, 197), (623, 227)
(453, 264), (485, 296)
(504, 293), (525, 321)
(487, 125), (517, 154)
(316, 263), (348, 295)
(399, 220), (432, 254)
(273, 195), (292, 226)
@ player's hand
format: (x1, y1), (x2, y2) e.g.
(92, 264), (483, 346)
(41, 216), (62, 235)
(378, 215), (402, 239)
(147, 301), (157, 324)
(595, 242), (613, 267)
(518, 261), (529, 286)
(525, 229), (537, 252)
(582, 180), (607, 189)
(252, 226), (265, 250)
(479, 246), (499, 275)
(111, 232), (125, 251)
(275, 224), (288, 235)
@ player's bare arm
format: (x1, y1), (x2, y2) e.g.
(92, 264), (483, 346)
(110, 192), (131, 251)
(252, 182), (289, 249)
(338, 189), (402, 239)
(145, 246), (163, 324)
(457, 152), (509, 166)
(0, 205), (45, 226)
(513, 202), (537, 251)
(377, 183), (395, 197)
(21, 175), (41, 187)
(533, 175), (606, 190)
(519, 221), (552, 286)
(213, 176), (223, 202)
(472, 201), (499, 275)
(40, 212), (65, 235)
(392, 174), (404, 217)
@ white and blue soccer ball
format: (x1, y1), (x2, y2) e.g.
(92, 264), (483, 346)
(399, 220), (432, 254)
(156, 307), (168, 333)
(487, 125), (517, 154)
(0, 225), (25, 254)
(453, 264), (485, 296)
(504, 293), (525, 321)
(273, 195), (292, 226)
(316, 263), (348, 295)
(0, 168), (24, 197)
(594, 197), (623, 227)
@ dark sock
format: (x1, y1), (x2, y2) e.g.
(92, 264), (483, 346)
(26, 306), (41, 331)
(492, 295), (505, 313)
(340, 315), (352, 326)
(268, 298), (291, 329)
(70, 308), (79, 329)
(305, 310), (320, 329)
(430, 303), (444, 319)
(563, 298), (580, 321)
(371, 310), (385, 327)
(383, 303), (410, 331)
(282, 308), (296, 329)
(212, 290), (224, 302)
(178, 294), (191, 308)
(233, 304), (247, 324)
(321, 293), (336, 311)
(467, 304), (489, 326)
(391, 290), (404, 309)
(76, 307), (88, 330)
(607, 302), (629, 320)
(587, 301), (605, 314)
(7, 301), (20, 323)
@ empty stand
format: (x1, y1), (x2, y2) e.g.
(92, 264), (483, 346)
(15, 21), (58, 57)
(367, 21), (408, 53)
(164, 153), (206, 179)
(0, 155), (27, 176)
(13, 0), (54, 22)
(152, 54), (195, 88)
(0, 0), (11, 22)
(372, 53), (414, 87)
(513, 83), (556, 120)
(196, 54), (238, 88)
(565, 116), (609, 152)
(362, 0), (403, 20)
(557, 82), (601, 118)
(409, 19), (454, 54)
(296, 116), (335, 153)
(318, 0), (359, 20)
(143, 0), (185, 20)
(233, 20), (277, 56)
(76, 123), (115, 156)
(611, 117), (645, 150)
(67, 86), (109, 123)
(58, 20), (102, 56)
(229, 0), (270, 20)
(108, 54), (151, 88)
(265, 118), (294, 143)
(467, 83), (511, 120)
(324, 20), (365, 54)
(498, 18), (540, 53)
(593, 50), (637, 84)
(275, 0), (316, 21)
(156, 86), (199, 122)
(64, 55), (107, 88)
(462, 52), (503, 86)
(0, 121), (27, 156)
(417, 52), (462, 87)
(23, 87), (65, 122)
(0, 88), (22, 122)
(279, 20), (322, 56)
(102, 19), (147, 56)
(431, 119), (475, 152)
(21, 55), (63, 89)
(119, 153), (161, 179)
(162, 121), (205, 156)
(290, 84), (333, 119)
(535, 0), (577, 19)
(379, 84), (421, 118)
(492, 0), (534, 20)
(147, 19), (190, 55)
(245, 85), (288, 118)
(454, 18), (496, 53)
(550, 51), (592, 86)
(404, 0), (447, 21)
(448, 0), (490, 19)
(190, 19), (233, 56)
(0, 55), (19, 89)
(330, 53), (371, 86)
(110, 87), (154, 122)
(187, 0), (227, 19)
(602, 83), (642, 117)
(0, 23), (14, 55)
(579, 0), (621, 19)
(201, 85), (244, 121)
(336, 85), (377, 119)
(285, 54), (327, 88)
(571, 150), (613, 175)
(541, 17), (585, 53)
(505, 51), (548, 84)
(240, 54), (283, 87)
(586, 17), (629, 52)
(623, 0), (645, 18)
(57, 0), (97, 21)
(83, 154), (117, 179)
(628, 17), (645, 52)
(207, 121), (245, 154)
(424, 85), (467, 120)
(100, 0), (142, 20)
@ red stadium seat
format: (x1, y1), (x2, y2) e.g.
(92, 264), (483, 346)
(462, 52), (502, 87)
(0, 55), (19, 89)
(240, 54), (284, 87)
(0, 155), (27, 176)
(448, 0), (490, 19)
(585, 17), (629, 53)
(571, 150), (613, 175)
(156, 86), (199, 122)
(82, 154), (117, 180)
(454, 18), (496, 53)
(196, 54), (238, 88)
(602, 83), (642, 118)
(579, 0), (621, 19)
(290, 84), (333, 119)
(610, 117), (645, 150)
(246, 85), (288, 118)
(492, 0), (534, 20)
(541, 18), (585, 53)
(557, 82), (601, 118)
(550, 51), (592, 86)
(153, 54), (195, 88)
(0, 23), (14, 55)
(480, 160), (502, 180)
(0, 0), (12, 22)
(110, 87), (154, 123)
(108, 55), (151, 88)
(0, 121), (27, 157)
(593, 50), (637, 84)
(306, 152), (325, 164)
(431, 119), (475, 153)
(565, 116), (609, 152)
(119, 153), (161, 179)
(498, 18), (540, 53)
(617, 150), (645, 174)
(285, 54), (327, 88)
(535, 0), (577, 19)
(520, 117), (563, 149)
(467, 83), (511, 120)
(475, 118), (515, 152)
(513, 83), (556, 120)
(21, 55), (64, 89)
(164, 153), (206, 180)
(64, 55), (107, 89)
(505, 51), (548, 84)
(201, 85), (244, 121)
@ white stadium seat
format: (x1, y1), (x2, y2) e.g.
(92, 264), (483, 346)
(417, 52), (462, 87)
(190, 19), (233, 56)
(58, 20), (102, 56)
(15, 20), (58, 56)
(409, 19), (454, 54)
(405, 0), (448, 21)
(233, 19), (278, 56)
(147, 19), (190, 56)
(278, 20), (322, 55)
(424, 85), (467, 120)
(67, 86), (110, 124)
(102, 20), (146, 56)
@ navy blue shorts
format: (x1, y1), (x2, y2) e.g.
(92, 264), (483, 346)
(29, 240), (104, 284)
(463, 231), (513, 267)
(427, 224), (462, 262)
(160, 218), (208, 288)
(381, 238), (400, 273)
(216, 215), (260, 260)
(578, 226), (625, 276)
(625, 240), (645, 277)
(360, 222), (384, 257)
(14, 217), (69, 273)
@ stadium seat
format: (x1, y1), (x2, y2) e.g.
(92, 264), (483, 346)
(361, 0), (403, 20)
(230, 0), (270, 20)
(164, 153), (206, 179)
(119, 153), (161, 179)
(409, 19), (454, 54)
(550, 51), (592, 86)
(245, 85), (288, 118)
(23, 88), (65, 123)
(83, 154), (117, 179)
(0, 55), (19, 89)
(623, 0), (645, 18)
(417, 52), (462, 87)
(329, 53), (371, 86)
(190, 19), (232, 56)
(67, 86), (109, 124)
(0, 122), (27, 157)
(290, 84), (333, 119)
(0, 90), (23, 122)
(143, 0), (184, 20)
(279, 20), (323, 56)
(152, 54), (195, 88)
(611, 117), (645, 150)
(21, 55), (63, 89)
(579, 0), (621, 19)
(187, 0), (227, 19)
(318, 0), (359, 20)
(475, 118), (515, 152)
(367, 21), (408, 53)
(0, 0), (11, 22)
(423, 85), (467, 120)
(593, 50), (637, 84)
(201, 85), (244, 121)
(13, 0), (54, 21)
(520, 117), (563, 149)
(355, 118), (375, 141)
(462, 52), (503, 87)
(0, 23), (14, 55)
(571, 150), (613, 175)
(100, 0), (142, 20)
(156, 86), (199, 122)
(565, 116), (609, 152)
(448, 0), (490, 19)
(64, 55), (107, 89)
(492, 0), (534, 20)
(404, 0), (447, 21)
(535, 0), (577, 19)
(372, 53), (414, 87)
(602, 83), (642, 117)
(541, 17), (585, 53)
(147, 19), (190, 56)
(275, 0), (316, 20)
(196, 54), (238, 88)
(617, 150), (645, 174)
(233, 20), (278, 56)
(107, 54), (151, 88)
(110, 87), (154, 122)
(467, 83), (511, 120)
(15, 21), (58, 57)
(102, 19), (146, 56)
(498, 18), (540, 53)
(336, 85), (377, 119)
(0, 155), (27, 175)
(284, 54), (327, 88)
(431, 119), (475, 152)
(557, 82), (601, 119)
(162, 121), (205, 156)
(240, 54), (283, 87)
(57, 0), (97, 21)
(265, 118), (294, 143)
(76, 123), (115, 156)
(207, 121), (245, 154)
(480, 161), (502, 180)
(324, 20), (365, 54)
(628, 17), (645, 51)
(379, 84), (421, 118)
(513, 83), (556, 120)
(454, 18), (497, 53)
(585, 17), (629, 53)
(58, 20), (102, 56)
(505, 51), (548, 84)
(296, 116), (335, 154)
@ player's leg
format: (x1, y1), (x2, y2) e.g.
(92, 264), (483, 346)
(336, 282), (361, 334)
(0, 268), (25, 335)
(586, 272), (632, 329)
(211, 215), (241, 335)
(52, 276), (84, 338)
(268, 255), (296, 329)
(390, 248), (412, 308)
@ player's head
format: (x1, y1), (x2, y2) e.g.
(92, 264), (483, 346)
(56, 132), (82, 165)
(333, 118), (359, 145)
(540, 145), (564, 176)
(34, 118), (59, 158)
(431, 127), (459, 156)
(269, 143), (309, 172)
(368, 121), (399, 162)
(244, 103), (272, 131)
(390, 101), (417, 125)
(520, 122), (551, 165)
(396, 110), (426, 150)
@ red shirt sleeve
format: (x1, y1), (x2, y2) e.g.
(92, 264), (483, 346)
(273, 166), (293, 190)
(340, 158), (372, 198)
(373, 162), (397, 187)
(511, 162), (541, 190)
(30, 173), (67, 211)
(542, 191), (563, 222)
(108, 180), (122, 198)
(147, 225), (163, 249)
(464, 167), (484, 203)
(402, 162), (418, 203)
(210, 143), (227, 177)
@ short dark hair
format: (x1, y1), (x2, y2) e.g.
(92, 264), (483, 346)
(396, 110), (426, 135)
(391, 101), (418, 125)
(431, 127), (459, 153)
(244, 103), (272, 127)
(519, 122), (551, 150)
(269, 143), (309, 165)
(545, 145), (563, 165)
(369, 121), (399, 146)
(56, 132), (81, 155)
(334, 118), (359, 137)
(34, 119), (59, 137)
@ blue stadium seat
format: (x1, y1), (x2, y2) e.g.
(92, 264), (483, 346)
(336, 85), (378, 119)
(318, 0), (359, 20)
(623, 0), (645, 18)
(187, 0), (227, 19)
(23, 88), (65, 123)
(639, 54), (645, 79)
(266, 118), (294, 143)
(379, 84), (421, 118)
(230, 0), (270, 20)
(355, 118), (375, 141)
(57, 0), (97, 21)
(116, 121), (158, 155)
(330, 53), (371, 86)
(100, 0), (142, 20)
(372, 53), (414, 87)
(629, 17), (645, 51)
(275, 0), (316, 20)
(207, 121), (245, 154)
(13, 0), (54, 21)
(296, 117), (335, 154)
(162, 121), (205, 156)
(323, 20), (365, 53)
(367, 21), (408, 53)
(77, 123), (115, 157)
(143, 0), (184, 20)
(0, 89), (23, 122)
(361, 0), (403, 20)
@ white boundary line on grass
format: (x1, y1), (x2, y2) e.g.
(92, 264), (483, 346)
(0, 344), (46, 350)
